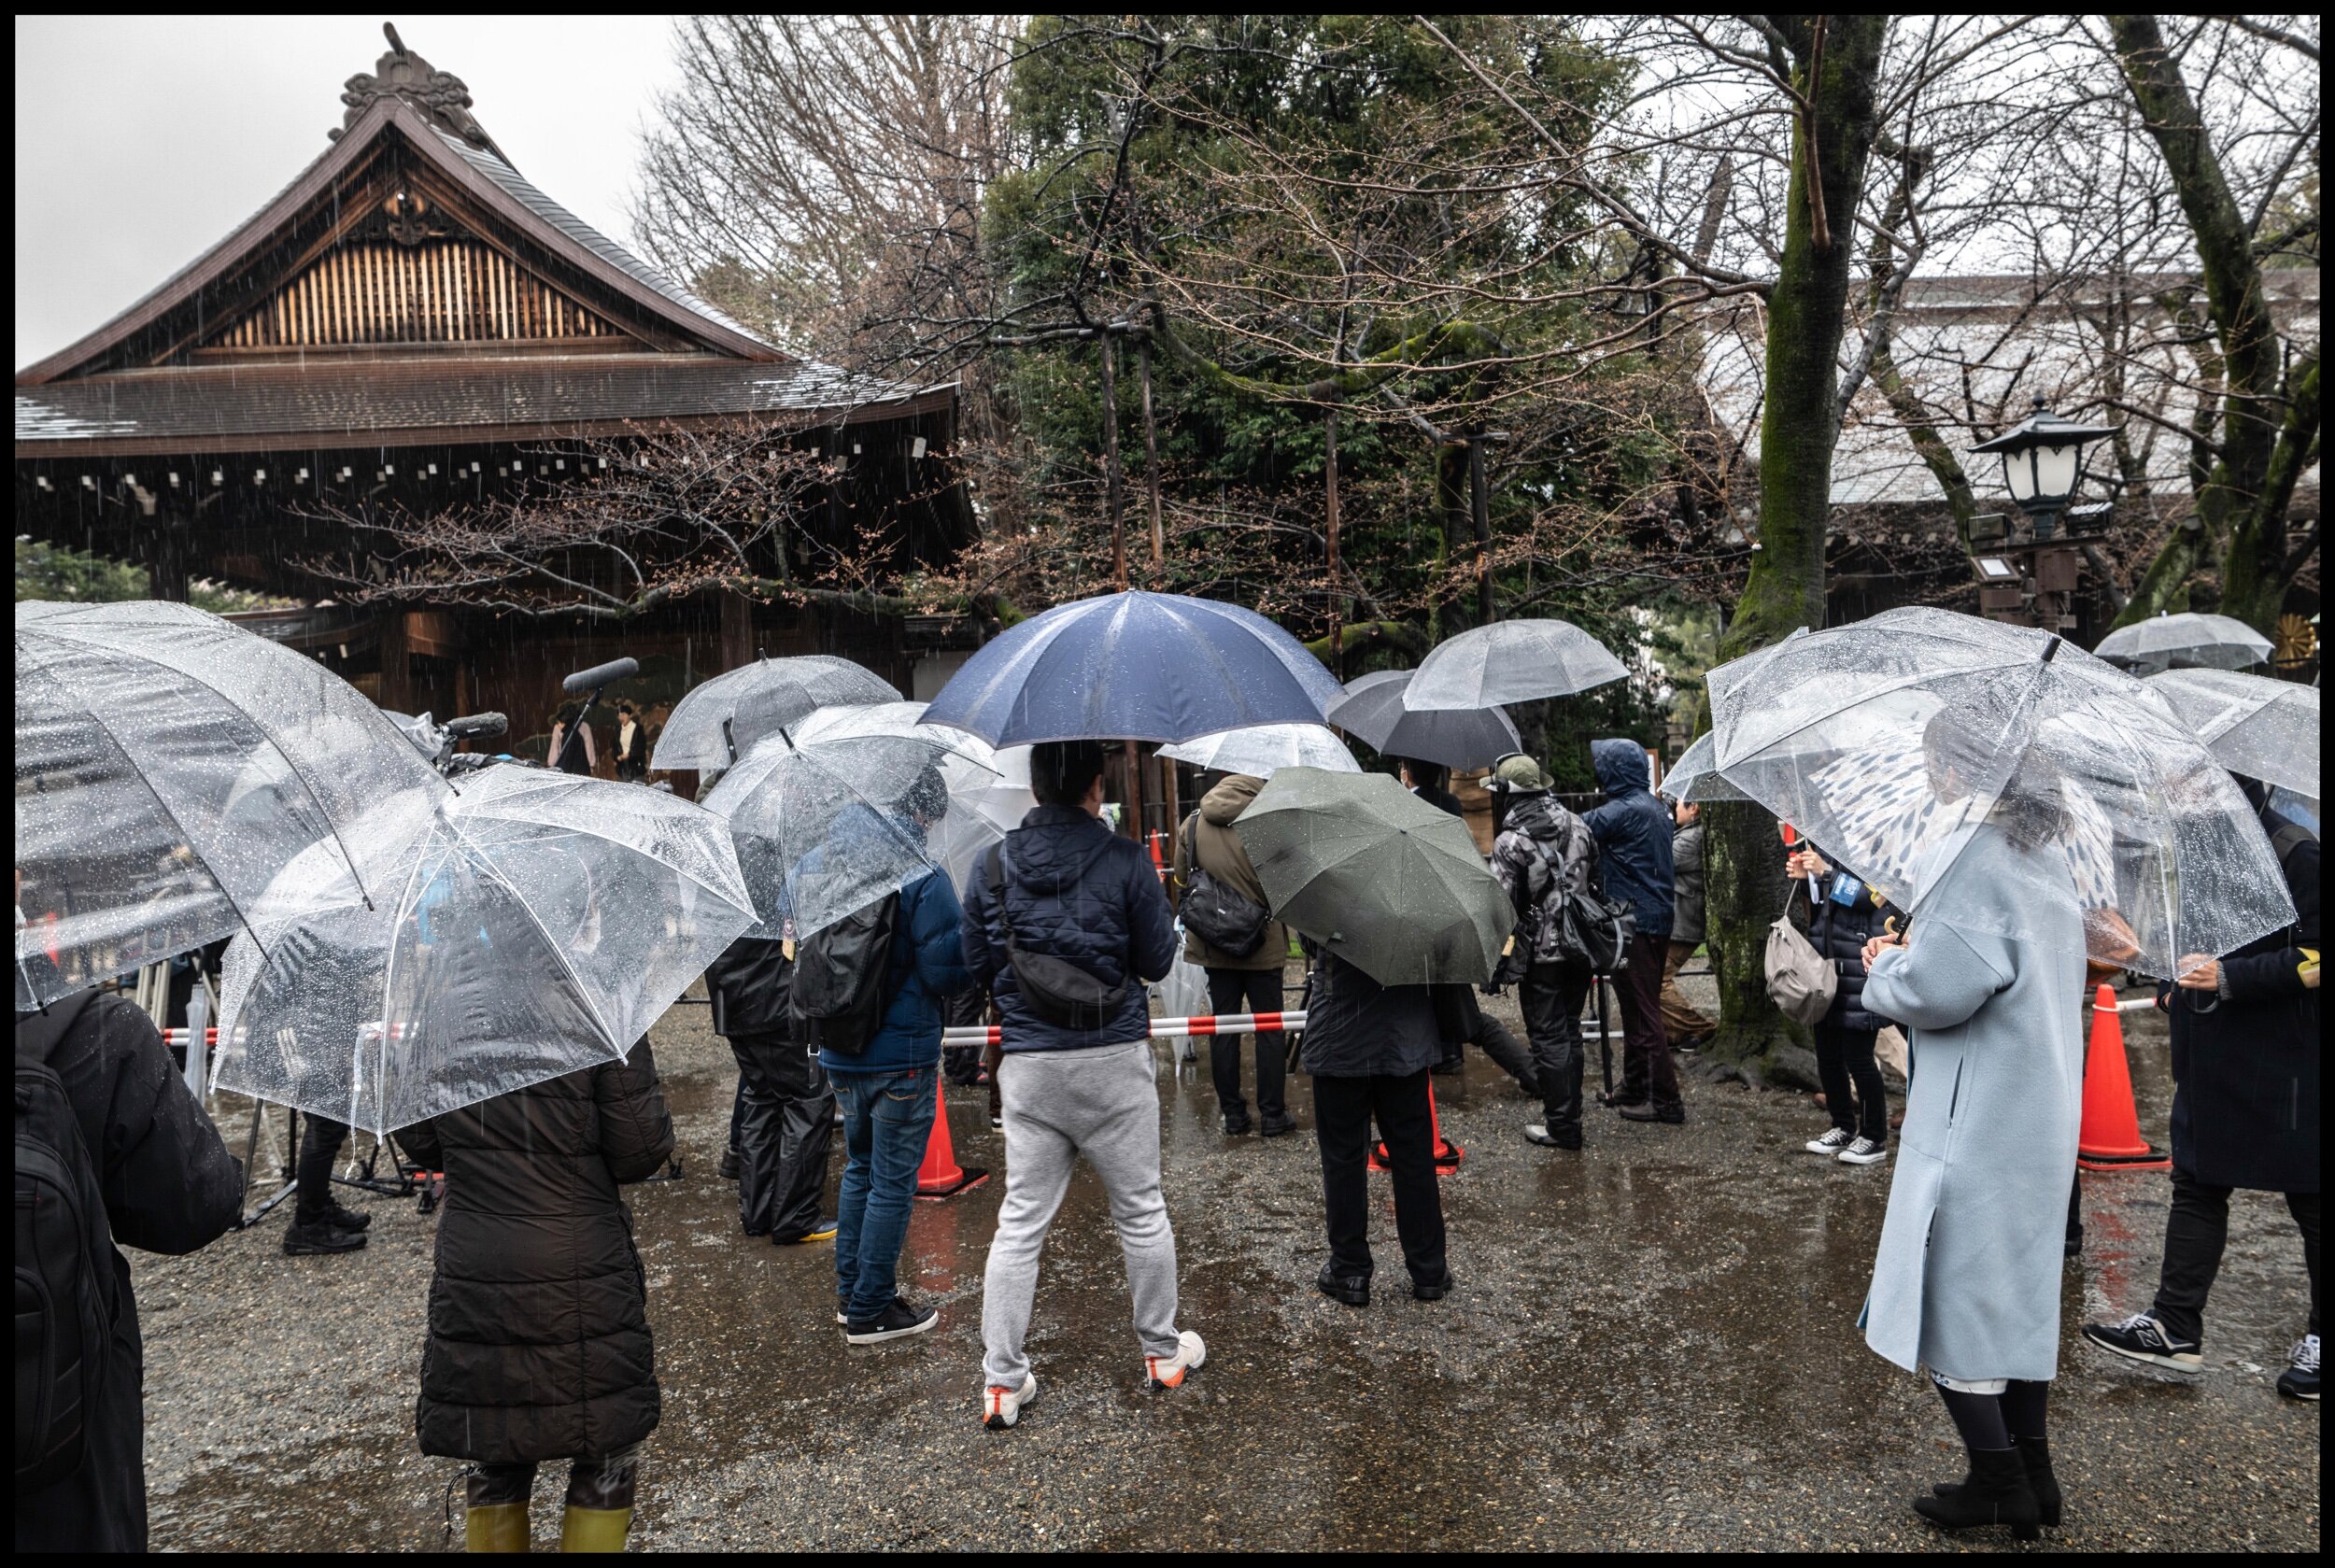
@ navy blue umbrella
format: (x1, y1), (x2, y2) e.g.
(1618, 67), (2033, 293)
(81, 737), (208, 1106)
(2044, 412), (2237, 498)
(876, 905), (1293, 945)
(922, 590), (1346, 745)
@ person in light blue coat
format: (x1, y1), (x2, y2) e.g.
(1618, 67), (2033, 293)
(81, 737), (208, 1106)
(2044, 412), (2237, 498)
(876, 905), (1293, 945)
(1857, 707), (2087, 1542)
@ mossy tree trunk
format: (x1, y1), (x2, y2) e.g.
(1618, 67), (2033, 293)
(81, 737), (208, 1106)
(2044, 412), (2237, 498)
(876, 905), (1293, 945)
(2107, 16), (2319, 635)
(1705, 16), (1886, 1083)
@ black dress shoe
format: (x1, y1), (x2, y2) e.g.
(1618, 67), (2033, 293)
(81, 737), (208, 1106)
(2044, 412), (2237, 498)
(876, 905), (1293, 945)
(1258, 1112), (1299, 1137)
(1411, 1271), (1455, 1302)
(1617, 1102), (1686, 1124)
(1315, 1264), (1369, 1307)
(717, 1149), (741, 1180)
(1222, 1113), (1253, 1136)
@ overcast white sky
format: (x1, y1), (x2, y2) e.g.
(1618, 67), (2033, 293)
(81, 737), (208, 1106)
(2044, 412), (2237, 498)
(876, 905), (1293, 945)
(13, 15), (683, 370)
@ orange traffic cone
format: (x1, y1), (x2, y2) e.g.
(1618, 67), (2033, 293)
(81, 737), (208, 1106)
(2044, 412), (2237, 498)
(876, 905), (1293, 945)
(913, 1078), (990, 1198)
(2077, 983), (2169, 1171)
(1370, 1081), (1465, 1174)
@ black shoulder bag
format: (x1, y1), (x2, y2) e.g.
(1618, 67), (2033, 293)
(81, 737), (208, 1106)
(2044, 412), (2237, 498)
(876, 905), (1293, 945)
(1177, 817), (1270, 958)
(984, 843), (1128, 1031)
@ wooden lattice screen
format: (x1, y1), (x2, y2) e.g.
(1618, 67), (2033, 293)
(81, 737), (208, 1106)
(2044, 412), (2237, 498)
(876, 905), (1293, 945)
(208, 239), (626, 349)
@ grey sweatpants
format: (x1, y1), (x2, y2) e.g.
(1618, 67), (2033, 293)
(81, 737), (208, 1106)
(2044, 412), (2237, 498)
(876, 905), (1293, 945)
(981, 1038), (1182, 1387)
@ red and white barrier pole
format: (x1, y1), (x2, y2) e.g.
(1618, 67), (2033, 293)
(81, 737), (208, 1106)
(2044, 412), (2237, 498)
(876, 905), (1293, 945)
(940, 1010), (1308, 1048)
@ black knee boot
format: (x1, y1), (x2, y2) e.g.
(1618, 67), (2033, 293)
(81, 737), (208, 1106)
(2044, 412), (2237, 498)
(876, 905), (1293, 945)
(1913, 1447), (2040, 1540)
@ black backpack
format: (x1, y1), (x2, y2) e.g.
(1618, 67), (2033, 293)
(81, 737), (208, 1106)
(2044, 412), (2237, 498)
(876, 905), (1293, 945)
(984, 843), (1127, 1031)
(16, 998), (119, 1493)
(1178, 816), (1270, 959)
(788, 895), (899, 1056)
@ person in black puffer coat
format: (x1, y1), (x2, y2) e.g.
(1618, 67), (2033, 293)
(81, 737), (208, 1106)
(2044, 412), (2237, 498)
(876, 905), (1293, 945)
(16, 989), (242, 1554)
(1786, 843), (1904, 1162)
(402, 1041), (674, 1553)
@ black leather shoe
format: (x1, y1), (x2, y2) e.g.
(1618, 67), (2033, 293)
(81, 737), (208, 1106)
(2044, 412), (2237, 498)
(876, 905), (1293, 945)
(717, 1149), (741, 1180)
(1315, 1264), (1369, 1307)
(1411, 1271), (1454, 1302)
(1259, 1112), (1299, 1138)
(1222, 1114), (1253, 1136)
(1617, 1102), (1686, 1124)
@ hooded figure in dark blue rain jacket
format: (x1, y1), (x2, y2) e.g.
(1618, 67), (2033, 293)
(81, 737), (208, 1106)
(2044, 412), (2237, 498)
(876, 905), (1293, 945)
(1583, 739), (1674, 941)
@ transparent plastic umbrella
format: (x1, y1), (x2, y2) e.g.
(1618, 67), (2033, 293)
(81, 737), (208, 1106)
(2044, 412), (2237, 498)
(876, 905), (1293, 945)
(2093, 612), (2272, 675)
(210, 766), (752, 1135)
(1402, 618), (1628, 711)
(1654, 733), (1748, 804)
(788, 700), (1021, 892)
(1237, 768), (1510, 985)
(703, 727), (1003, 939)
(1707, 607), (2294, 978)
(16, 600), (449, 1011)
(2146, 669), (2318, 800)
(1159, 724), (1360, 778)
(651, 654), (899, 770)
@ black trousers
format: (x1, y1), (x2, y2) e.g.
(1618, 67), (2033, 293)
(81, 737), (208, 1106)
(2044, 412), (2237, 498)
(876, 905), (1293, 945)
(470, 1441), (643, 1511)
(294, 1113), (350, 1222)
(2149, 1166), (2321, 1345)
(729, 1031), (837, 1242)
(1206, 967), (1287, 1121)
(1313, 1068), (1447, 1285)
(1519, 960), (1592, 1141)
(1614, 933), (1682, 1112)
(1814, 1021), (1888, 1142)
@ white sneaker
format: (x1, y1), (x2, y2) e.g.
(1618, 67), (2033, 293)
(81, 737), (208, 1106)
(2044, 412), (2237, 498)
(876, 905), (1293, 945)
(1144, 1329), (1207, 1391)
(1837, 1136), (1889, 1165)
(983, 1373), (1039, 1431)
(1804, 1127), (1853, 1156)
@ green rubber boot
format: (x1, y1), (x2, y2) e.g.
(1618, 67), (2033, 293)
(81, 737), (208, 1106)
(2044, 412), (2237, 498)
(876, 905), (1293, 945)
(464, 1503), (531, 1553)
(559, 1505), (633, 1553)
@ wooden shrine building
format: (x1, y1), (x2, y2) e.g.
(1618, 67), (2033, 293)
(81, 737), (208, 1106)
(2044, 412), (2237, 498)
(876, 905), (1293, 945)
(14, 27), (974, 763)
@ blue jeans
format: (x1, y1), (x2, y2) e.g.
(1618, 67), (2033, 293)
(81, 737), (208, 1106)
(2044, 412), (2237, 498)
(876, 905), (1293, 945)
(832, 1064), (938, 1323)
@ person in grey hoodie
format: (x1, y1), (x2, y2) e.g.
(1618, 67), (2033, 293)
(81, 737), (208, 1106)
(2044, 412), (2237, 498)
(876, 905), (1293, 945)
(1171, 771), (1295, 1136)
(958, 740), (1205, 1432)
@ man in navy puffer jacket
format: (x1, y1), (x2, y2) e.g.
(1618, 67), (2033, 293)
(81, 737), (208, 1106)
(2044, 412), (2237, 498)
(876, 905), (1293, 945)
(959, 740), (1198, 1432)
(823, 781), (975, 1347)
(1583, 739), (1685, 1124)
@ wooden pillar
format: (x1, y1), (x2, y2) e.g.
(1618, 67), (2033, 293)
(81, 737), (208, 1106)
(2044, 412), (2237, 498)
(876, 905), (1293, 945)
(719, 589), (755, 671)
(377, 611), (413, 712)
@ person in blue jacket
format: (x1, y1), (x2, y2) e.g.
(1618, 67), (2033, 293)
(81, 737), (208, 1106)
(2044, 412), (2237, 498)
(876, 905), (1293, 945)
(1583, 738), (1684, 1124)
(826, 768), (975, 1347)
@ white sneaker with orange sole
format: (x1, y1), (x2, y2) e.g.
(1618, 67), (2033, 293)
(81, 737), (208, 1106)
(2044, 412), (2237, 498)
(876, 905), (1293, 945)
(1144, 1330), (1208, 1391)
(983, 1374), (1038, 1431)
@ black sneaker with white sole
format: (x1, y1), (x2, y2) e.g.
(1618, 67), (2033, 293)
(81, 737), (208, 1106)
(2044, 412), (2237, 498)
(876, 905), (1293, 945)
(2081, 1312), (2202, 1373)
(2278, 1334), (2319, 1401)
(1804, 1127), (1853, 1156)
(845, 1297), (939, 1345)
(1836, 1136), (1888, 1165)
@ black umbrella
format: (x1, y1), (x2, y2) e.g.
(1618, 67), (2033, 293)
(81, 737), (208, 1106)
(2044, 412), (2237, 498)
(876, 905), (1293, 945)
(1325, 669), (1520, 769)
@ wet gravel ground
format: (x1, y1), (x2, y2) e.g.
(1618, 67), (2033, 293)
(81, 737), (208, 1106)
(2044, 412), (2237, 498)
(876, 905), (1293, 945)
(138, 973), (2317, 1551)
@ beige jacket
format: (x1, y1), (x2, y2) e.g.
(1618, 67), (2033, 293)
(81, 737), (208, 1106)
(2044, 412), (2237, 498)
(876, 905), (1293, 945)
(1170, 774), (1288, 971)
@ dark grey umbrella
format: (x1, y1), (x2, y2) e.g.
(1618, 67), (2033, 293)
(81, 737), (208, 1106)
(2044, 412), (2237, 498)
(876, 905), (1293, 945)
(1237, 768), (1510, 985)
(1325, 669), (1521, 769)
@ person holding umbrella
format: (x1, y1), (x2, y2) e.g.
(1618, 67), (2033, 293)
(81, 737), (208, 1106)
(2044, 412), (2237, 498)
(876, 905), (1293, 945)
(2082, 774), (2320, 1401)
(961, 741), (1198, 1432)
(1858, 705), (2088, 1541)
(1485, 754), (1600, 1151)
(1582, 740), (1684, 1124)
(1170, 770), (1295, 1137)
(1396, 757), (1541, 1095)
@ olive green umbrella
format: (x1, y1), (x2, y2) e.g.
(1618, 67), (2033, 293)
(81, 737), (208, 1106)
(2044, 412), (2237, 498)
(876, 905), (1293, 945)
(1238, 767), (1510, 985)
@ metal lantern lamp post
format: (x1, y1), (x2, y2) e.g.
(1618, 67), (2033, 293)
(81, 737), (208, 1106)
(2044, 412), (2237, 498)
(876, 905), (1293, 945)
(1967, 395), (2116, 629)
